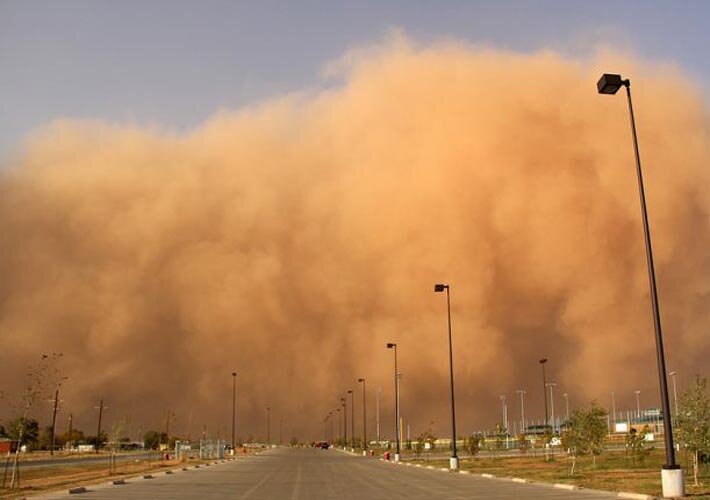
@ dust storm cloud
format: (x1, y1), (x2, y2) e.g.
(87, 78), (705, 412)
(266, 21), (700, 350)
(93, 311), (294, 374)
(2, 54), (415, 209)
(1, 39), (709, 440)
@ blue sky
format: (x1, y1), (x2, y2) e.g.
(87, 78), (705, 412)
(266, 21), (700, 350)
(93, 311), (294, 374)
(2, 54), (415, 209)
(2, 0), (709, 157)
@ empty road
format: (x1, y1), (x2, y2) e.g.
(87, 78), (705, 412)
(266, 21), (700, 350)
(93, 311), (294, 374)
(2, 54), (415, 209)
(35, 447), (621, 499)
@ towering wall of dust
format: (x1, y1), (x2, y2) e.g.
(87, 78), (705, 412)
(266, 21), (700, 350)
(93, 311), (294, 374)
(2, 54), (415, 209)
(1, 40), (709, 440)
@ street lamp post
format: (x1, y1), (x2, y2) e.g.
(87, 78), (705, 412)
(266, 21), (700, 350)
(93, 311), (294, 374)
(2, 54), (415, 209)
(434, 283), (459, 470)
(635, 390), (641, 419)
(539, 359), (549, 428)
(358, 378), (367, 454)
(231, 372), (237, 453)
(546, 383), (557, 432)
(337, 408), (342, 444)
(597, 73), (683, 498)
(563, 393), (570, 424)
(669, 371), (679, 416)
(341, 397), (347, 449)
(351, 397), (356, 451)
(376, 387), (382, 444)
(266, 407), (271, 445)
(516, 389), (526, 434)
(386, 343), (401, 461)
(499, 395), (508, 430)
(611, 391), (617, 424)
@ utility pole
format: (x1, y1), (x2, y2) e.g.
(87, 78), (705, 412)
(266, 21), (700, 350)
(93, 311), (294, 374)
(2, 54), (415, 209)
(67, 413), (73, 451)
(94, 399), (106, 454)
(49, 389), (60, 456)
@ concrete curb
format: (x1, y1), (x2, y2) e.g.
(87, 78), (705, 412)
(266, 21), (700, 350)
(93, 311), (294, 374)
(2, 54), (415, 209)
(554, 483), (579, 490)
(512, 477), (527, 483)
(68, 487), (86, 494)
(481, 473), (495, 478)
(618, 493), (656, 500)
(142, 474), (154, 479)
(112, 479), (126, 485)
(458, 470), (471, 475)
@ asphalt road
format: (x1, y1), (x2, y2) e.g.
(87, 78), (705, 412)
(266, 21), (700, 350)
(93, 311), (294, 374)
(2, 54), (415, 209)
(34, 447), (621, 499)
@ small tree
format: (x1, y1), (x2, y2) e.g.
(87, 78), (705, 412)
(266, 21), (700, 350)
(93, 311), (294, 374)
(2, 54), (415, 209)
(465, 433), (482, 458)
(416, 430), (436, 460)
(494, 424), (506, 456)
(143, 430), (165, 450)
(7, 418), (40, 449)
(625, 426), (653, 467)
(675, 375), (710, 487)
(561, 403), (607, 474)
(518, 433), (530, 455)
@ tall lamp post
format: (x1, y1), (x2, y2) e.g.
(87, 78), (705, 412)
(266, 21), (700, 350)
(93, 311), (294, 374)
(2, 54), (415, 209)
(539, 359), (549, 428)
(562, 393), (570, 423)
(376, 387), (382, 444)
(546, 383), (557, 432)
(358, 378), (367, 454)
(386, 342), (401, 461)
(266, 406), (271, 445)
(516, 389), (526, 434)
(337, 408), (342, 444)
(231, 372), (237, 453)
(635, 390), (642, 419)
(434, 283), (459, 470)
(341, 397), (347, 449)
(669, 371), (679, 416)
(597, 73), (682, 498)
(347, 389), (354, 450)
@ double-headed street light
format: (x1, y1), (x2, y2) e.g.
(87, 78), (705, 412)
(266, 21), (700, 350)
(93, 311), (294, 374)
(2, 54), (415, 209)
(434, 283), (459, 470)
(358, 378), (367, 454)
(597, 73), (682, 498)
(386, 342), (401, 461)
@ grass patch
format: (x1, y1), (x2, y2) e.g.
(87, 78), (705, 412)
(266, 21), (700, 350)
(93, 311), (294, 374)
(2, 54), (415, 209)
(410, 449), (710, 499)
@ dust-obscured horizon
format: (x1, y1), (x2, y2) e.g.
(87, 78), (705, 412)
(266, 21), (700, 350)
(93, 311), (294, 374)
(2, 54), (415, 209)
(1, 37), (709, 442)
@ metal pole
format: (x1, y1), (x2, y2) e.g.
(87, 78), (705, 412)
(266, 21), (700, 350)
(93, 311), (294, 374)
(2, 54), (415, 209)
(349, 390), (354, 449)
(394, 346), (400, 458)
(635, 390), (641, 419)
(540, 360), (549, 428)
(444, 286), (458, 467)
(563, 393), (570, 422)
(359, 379), (367, 451)
(670, 372), (679, 416)
(624, 81), (677, 469)
(231, 372), (236, 451)
(342, 398), (347, 448)
(611, 391), (616, 423)
(376, 387), (381, 443)
(266, 407), (270, 444)
(548, 384), (556, 431)
(517, 389), (526, 434)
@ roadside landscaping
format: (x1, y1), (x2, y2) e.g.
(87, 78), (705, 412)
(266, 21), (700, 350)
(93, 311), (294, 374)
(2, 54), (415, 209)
(410, 449), (709, 499)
